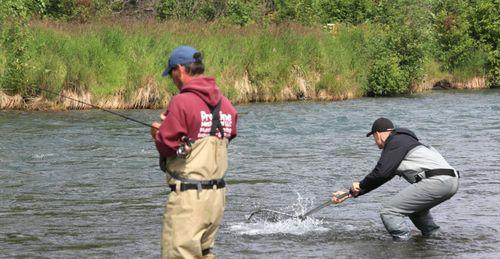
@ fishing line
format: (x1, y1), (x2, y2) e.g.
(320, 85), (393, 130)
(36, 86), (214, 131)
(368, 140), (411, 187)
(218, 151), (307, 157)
(20, 87), (158, 129)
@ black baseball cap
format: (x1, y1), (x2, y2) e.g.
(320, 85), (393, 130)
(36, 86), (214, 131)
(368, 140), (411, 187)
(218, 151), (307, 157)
(366, 117), (394, 137)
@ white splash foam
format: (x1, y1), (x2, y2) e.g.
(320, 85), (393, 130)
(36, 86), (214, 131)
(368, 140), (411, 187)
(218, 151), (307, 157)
(231, 191), (330, 235)
(229, 217), (329, 235)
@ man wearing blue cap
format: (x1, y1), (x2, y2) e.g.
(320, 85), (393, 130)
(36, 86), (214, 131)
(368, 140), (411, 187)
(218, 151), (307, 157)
(151, 46), (238, 258)
(333, 118), (459, 240)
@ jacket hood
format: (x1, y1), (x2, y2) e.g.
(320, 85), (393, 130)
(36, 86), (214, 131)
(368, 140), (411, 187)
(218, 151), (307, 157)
(392, 128), (419, 141)
(180, 76), (221, 107)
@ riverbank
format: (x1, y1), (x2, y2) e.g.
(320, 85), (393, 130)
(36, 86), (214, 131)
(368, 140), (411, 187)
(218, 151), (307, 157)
(0, 20), (492, 110)
(0, 76), (489, 110)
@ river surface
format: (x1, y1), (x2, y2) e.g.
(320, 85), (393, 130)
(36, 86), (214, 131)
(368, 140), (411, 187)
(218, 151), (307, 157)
(1, 89), (499, 258)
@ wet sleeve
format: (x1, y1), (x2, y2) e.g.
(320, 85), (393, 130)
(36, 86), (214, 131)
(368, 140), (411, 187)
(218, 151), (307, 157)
(154, 99), (187, 158)
(357, 139), (409, 196)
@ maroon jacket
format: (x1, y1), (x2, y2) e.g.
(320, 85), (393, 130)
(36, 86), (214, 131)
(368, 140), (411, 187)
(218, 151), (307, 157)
(155, 76), (238, 158)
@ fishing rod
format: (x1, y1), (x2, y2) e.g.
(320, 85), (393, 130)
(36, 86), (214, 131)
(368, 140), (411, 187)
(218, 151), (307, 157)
(35, 87), (158, 129)
(298, 191), (350, 220)
(7, 87), (248, 120)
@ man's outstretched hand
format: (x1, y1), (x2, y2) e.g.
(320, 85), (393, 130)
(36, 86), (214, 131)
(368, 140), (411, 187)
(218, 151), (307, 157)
(350, 182), (361, 197)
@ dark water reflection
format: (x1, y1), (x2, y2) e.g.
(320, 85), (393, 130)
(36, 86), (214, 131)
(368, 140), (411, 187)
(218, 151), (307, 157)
(1, 89), (499, 258)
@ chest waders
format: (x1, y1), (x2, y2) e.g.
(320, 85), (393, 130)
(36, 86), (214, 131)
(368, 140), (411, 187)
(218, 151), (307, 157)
(162, 99), (227, 193)
(397, 145), (460, 184)
(380, 145), (459, 240)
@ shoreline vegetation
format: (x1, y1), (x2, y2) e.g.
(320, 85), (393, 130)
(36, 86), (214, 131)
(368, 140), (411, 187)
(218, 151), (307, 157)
(1, 1), (498, 110)
(0, 80), (490, 110)
(0, 74), (491, 111)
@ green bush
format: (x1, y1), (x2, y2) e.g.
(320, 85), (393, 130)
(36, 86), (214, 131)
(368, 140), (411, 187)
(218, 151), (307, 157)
(0, 0), (32, 95)
(156, 0), (194, 21)
(364, 0), (430, 95)
(30, 0), (111, 22)
(318, 0), (374, 24)
(225, 0), (257, 26)
(156, 0), (226, 22)
(274, 0), (319, 25)
(1, 25), (31, 95)
(156, 0), (259, 26)
(390, 25), (426, 85)
(367, 53), (408, 96)
(432, 0), (475, 71)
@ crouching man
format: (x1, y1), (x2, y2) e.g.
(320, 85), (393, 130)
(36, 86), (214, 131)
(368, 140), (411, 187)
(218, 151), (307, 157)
(333, 118), (459, 240)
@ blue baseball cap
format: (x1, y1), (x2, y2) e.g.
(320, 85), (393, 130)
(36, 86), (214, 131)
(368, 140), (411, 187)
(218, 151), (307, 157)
(162, 45), (199, 77)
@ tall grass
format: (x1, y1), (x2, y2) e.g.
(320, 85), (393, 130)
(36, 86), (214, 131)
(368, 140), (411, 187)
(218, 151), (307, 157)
(0, 19), (489, 109)
(16, 20), (374, 105)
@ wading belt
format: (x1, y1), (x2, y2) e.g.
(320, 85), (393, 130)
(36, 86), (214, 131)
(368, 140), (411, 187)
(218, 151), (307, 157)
(415, 169), (459, 183)
(167, 98), (226, 192)
(169, 176), (225, 192)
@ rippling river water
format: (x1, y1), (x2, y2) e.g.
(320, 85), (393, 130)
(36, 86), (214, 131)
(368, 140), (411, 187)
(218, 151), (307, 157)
(1, 89), (499, 258)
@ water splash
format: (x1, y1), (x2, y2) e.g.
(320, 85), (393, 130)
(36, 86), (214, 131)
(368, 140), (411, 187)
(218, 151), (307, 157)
(287, 191), (315, 216)
(230, 192), (329, 235)
(229, 217), (328, 235)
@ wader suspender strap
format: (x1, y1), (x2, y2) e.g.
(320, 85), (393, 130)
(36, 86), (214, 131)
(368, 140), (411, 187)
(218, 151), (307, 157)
(181, 89), (225, 138)
(209, 99), (224, 138)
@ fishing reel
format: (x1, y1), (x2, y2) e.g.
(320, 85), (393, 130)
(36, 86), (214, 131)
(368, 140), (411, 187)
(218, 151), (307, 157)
(176, 136), (193, 158)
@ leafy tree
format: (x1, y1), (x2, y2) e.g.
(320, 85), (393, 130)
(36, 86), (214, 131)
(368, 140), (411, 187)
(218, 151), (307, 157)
(365, 0), (430, 95)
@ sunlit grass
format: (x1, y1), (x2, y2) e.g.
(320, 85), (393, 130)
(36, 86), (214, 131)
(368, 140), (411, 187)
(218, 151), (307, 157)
(22, 20), (374, 103)
(0, 18), (488, 109)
